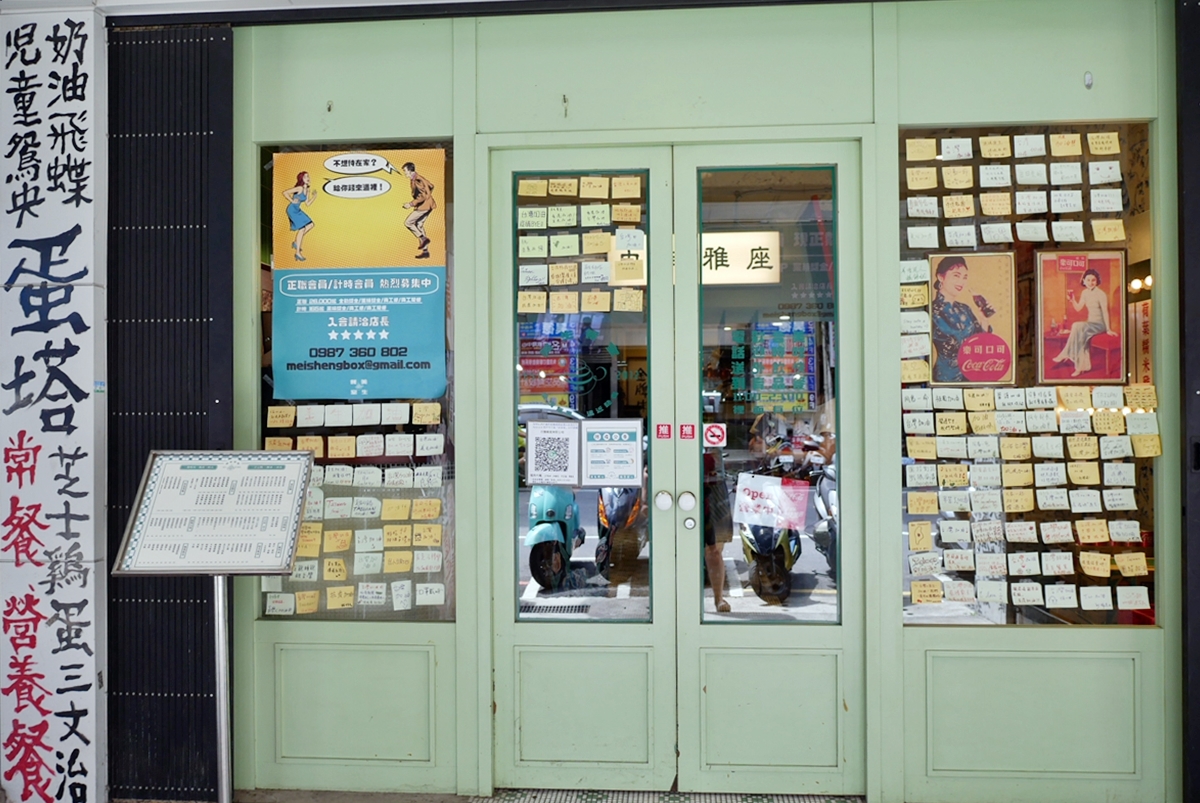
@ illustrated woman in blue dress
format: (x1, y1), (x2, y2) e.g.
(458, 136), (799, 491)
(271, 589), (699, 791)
(282, 171), (315, 261)
(930, 256), (993, 383)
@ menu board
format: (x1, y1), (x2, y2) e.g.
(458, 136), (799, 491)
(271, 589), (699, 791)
(114, 451), (312, 575)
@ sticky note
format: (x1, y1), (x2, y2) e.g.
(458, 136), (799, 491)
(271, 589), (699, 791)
(580, 206), (611, 229)
(1067, 461), (1100, 485)
(1015, 190), (1048, 215)
(1087, 131), (1121, 155)
(941, 138), (973, 160)
(613, 288), (643, 312)
(1005, 521), (1038, 543)
(910, 580), (943, 604)
(413, 523), (442, 547)
(267, 406), (296, 428)
(412, 498), (442, 520)
(1069, 489), (1103, 513)
(385, 550), (414, 573)
(1010, 582), (1045, 606)
(907, 464), (937, 488)
(518, 179), (548, 197)
(901, 335), (930, 360)
(548, 177), (579, 196)
(1116, 586), (1151, 610)
(1078, 551), (1111, 577)
(613, 259), (646, 283)
(1125, 384), (1157, 409)
(1051, 190), (1083, 214)
(906, 437), (938, 460)
(581, 290), (611, 312)
(979, 135), (1011, 158)
(940, 520), (971, 542)
(323, 529), (352, 552)
(416, 433), (444, 456)
(1103, 488), (1137, 510)
(296, 436), (324, 458)
(1041, 521), (1075, 544)
(1014, 135), (1046, 158)
(1003, 488), (1035, 512)
(296, 590), (320, 614)
(518, 207), (548, 229)
(979, 192), (1012, 217)
(1091, 219), (1126, 242)
(1059, 411), (1091, 434)
(327, 436), (356, 459)
(611, 176), (641, 199)
(611, 203), (641, 222)
(385, 433), (414, 457)
(581, 261), (611, 283)
(1050, 162), (1083, 185)
(900, 284), (929, 308)
(906, 138), (936, 161)
(1007, 552), (1040, 576)
(908, 196), (938, 218)
(1000, 437), (1032, 461)
(981, 223), (1014, 244)
(1131, 434), (1162, 457)
(1066, 435), (1099, 460)
(413, 403), (441, 425)
(901, 311), (931, 334)
(353, 552), (383, 576)
(973, 521), (1004, 544)
(936, 412), (968, 436)
(970, 463), (1001, 487)
(1108, 520), (1142, 542)
(907, 492), (939, 515)
(908, 520), (933, 551)
(938, 464), (970, 487)
(549, 291), (579, 314)
(296, 405), (325, 427)
(1091, 386), (1123, 409)
(936, 436), (967, 458)
(357, 582), (387, 606)
(977, 580), (1008, 602)
(381, 403), (411, 425)
(1002, 463), (1034, 487)
(323, 558), (348, 581)
(297, 523), (322, 558)
(995, 412), (1027, 434)
(384, 524), (413, 547)
(901, 359), (930, 384)
(382, 498), (412, 521)
(944, 225), (977, 248)
(1050, 133), (1082, 156)
(943, 195), (975, 219)
(550, 234), (580, 257)
(326, 585), (355, 610)
(1076, 519), (1110, 543)
(264, 437), (293, 451)
(968, 411), (998, 434)
(968, 489), (1001, 513)
(1080, 587), (1113, 610)
(909, 552), (942, 575)
(414, 466), (443, 488)
(1104, 462), (1136, 485)
(1015, 163), (1048, 185)
(1091, 188), (1123, 213)
(1126, 412), (1159, 436)
(933, 388), (965, 410)
(384, 470), (414, 491)
(967, 435), (999, 459)
(548, 262), (578, 286)
(1052, 221), (1085, 242)
(942, 165), (973, 189)
(1042, 552), (1075, 575)
(518, 289), (548, 312)
(519, 236), (549, 259)
(944, 549), (976, 571)
(413, 551), (443, 573)
(356, 434), (384, 458)
(1034, 462), (1067, 487)
(1036, 487), (1070, 510)
(581, 231), (611, 254)
(579, 176), (610, 199)
(1089, 161), (1122, 184)
(1015, 221), (1050, 241)
(979, 165), (1012, 188)
(900, 259), (930, 283)
(1114, 552), (1147, 577)
(1044, 584), (1078, 609)
(906, 167), (938, 190)
(1093, 409), (1125, 434)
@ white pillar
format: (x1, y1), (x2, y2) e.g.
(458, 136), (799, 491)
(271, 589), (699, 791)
(1, 8), (107, 803)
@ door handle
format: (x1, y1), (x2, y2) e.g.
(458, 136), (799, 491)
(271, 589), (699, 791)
(654, 491), (674, 511)
(678, 492), (697, 512)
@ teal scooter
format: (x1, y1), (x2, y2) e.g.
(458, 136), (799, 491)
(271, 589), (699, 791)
(525, 485), (586, 590)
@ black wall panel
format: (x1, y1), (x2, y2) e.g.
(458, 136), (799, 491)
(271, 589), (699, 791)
(106, 26), (233, 800)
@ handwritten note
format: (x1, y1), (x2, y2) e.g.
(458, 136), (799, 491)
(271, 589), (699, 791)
(1050, 162), (1083, 185)
(910, 580), (943, 604)
(942, 165), (973, 189)
(1000, 436), (1032, 461)
(908, 520), (932, 551)
(267, 406), (296, 428)
(518, 207), (549, 230)
(1091, 219), (1126, 242)
(906, 437), (938, 460)
(611, 176), (642, 199)
(581, 204), (611, 227)
(384, 524), (413, 547)
(943, 195), (975, 219)
(1087, 131), (1121, 155)
(579, 176), (610, 199)
(979, 135), (1011, 158)
(613, 288), (644, 312)
(581, 231), (611, 254)
(1114, 552), (1147, 577)
(906, 138), (936, 161)
(413, 403), (441, 425)
(549, 291), (579, 314)
(979, 192), (1012, 216)
(519, 235), (549, 259)
(979, 165), (1011, 188)
(906, 167), (938, 190)
(611, 203), (641, 223)
(1079, 551), (1111, 577)
(900, 283), (929, 307)
(1050, 133), (1082, 157)
(323, 558), (348, 581)
(1075, 519), (1110, 544)
(518, 179), (548, 197)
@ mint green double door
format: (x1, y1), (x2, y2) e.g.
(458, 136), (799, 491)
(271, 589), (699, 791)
(490, 139), (866, 794)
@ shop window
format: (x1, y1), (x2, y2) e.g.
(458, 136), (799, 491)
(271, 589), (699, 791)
(258, 143), (455, 620)
(897, 124), (1157, 624)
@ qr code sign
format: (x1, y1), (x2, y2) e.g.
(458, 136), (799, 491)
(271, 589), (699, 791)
(534, 437), (571, 474)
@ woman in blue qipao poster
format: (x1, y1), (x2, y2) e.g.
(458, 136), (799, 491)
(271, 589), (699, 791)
(930, 256), (993, 383)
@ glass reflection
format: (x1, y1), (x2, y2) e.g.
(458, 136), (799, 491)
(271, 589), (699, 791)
(699, 167), (840, 623)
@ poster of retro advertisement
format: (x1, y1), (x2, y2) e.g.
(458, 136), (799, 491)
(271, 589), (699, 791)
(927, 252), (1017, 386)
(271, 148), (448, 400)
(1036, 251), (1125, 385)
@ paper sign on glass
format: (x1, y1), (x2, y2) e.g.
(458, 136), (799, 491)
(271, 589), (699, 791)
(1050, 162), (1083, 185)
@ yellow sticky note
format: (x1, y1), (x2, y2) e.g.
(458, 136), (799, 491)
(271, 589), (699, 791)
(1114, 552), (1148, 577)
(1058, 386), (1091, 409)
(323, 529), (352, 552)
(518, 179), (548, 197)
(1131, 434), (1162, 457)
(413, 403), (441, 425)
(549, 291), (579, 314)
(518, 291), (548, 313)
(936, 413), (968, 436)
(906, 138), (937, 161)
(297, 523), (323, 557)
(326, 585), (355, 609)
(963, 388), (996, 411)
(613, 288), (643, 312)
(1125, 384), (1158, 409)
(384, 524), (412, 547)
(968, 411), (998, 435)
(906, 167), (938, 191)
(1087, 132), (1121, 155)
(942, 165), (974, 190)
(579, 176), (610, 199)
(613, 259), (645, 283)
(978, 192), (1012, 217)
(1066, 435), (1099, 460)
(1002, 463), (1034, 487)
(581, 231), (611, 254)
(413, 523), (443, 547)
(900, 284), (929, 308)
(1076, 519), (1110, 543)
(906, 437), (938, 460)
(264, 437), (293, 451)
(267, 406), (296, 428)
(938, 464), (970, 487)
(548, 178), (578, 196)
(1091, 219), (1126, 242)
(382, 498), (412, 521)
(943, 195), (976, 219)
(1079, 551), (1111, 578)
(979, 136), (1011, 159)
(901, 359), (930, 384)
(384, 550), (413, 573)
(910, 580), (944, 604)
(295, 590), (319, 615)
(1000, 437), (1032, 461)
(323, 558), (348, 581)
(1092, 409), (1126, 434)
(326, 436), (356, 459)
(1050, 133), (1082, 157)
(1067, 461), (1101, 485)
(907, 492), (939, 515)
(581, 291), (611, 312)
(549, 262), (578, 285)
(611, 203), (641, 223)
(908, 520), (933, 551)
(1003, 488), (1035, 512)
(296, 435), (324, 458)
(611, 176), (641, 199)
(412, 498), (442, 520)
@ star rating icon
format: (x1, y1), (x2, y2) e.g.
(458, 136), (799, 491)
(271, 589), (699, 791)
(328, 330), (339, 341)
(353, 330), (364, 340)
(366, 330), (376, 340)
(328, 329), (390, 341)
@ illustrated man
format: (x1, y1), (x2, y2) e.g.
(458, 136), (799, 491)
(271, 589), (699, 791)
(401, 162), (436, 259)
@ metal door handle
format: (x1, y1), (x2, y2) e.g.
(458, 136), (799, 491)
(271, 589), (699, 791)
(678, 492), (697, 512)
(655, 491), (674, 511)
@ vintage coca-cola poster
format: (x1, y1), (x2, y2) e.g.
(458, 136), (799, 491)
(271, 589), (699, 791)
(1036, 251), (1126, 385)
(927, 252), (1016, 386)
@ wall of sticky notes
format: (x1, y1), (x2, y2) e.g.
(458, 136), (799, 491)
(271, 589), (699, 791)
(899, 124), (1157, 625)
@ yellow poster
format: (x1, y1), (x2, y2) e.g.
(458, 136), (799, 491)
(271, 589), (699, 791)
(273, 149), (446, 268)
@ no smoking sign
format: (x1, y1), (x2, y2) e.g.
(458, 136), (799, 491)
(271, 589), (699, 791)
(703, 423), (727, 447)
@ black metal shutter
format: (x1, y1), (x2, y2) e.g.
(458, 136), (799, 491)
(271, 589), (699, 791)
(106, 25), (234, 799)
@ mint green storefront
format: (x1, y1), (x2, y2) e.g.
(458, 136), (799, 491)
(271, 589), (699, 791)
(228, 2), (1182, 801)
